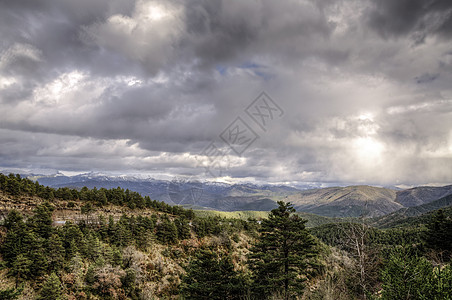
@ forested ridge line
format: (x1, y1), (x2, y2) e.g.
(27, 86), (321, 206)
(0, 173), (193, 216)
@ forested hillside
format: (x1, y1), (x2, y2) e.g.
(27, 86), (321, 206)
(0, 173), (451, 299)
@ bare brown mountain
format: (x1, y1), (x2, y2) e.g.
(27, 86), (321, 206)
(394, 185), (452, 207)
(286, 186), (401, 218)
(286, 185), (452, 218)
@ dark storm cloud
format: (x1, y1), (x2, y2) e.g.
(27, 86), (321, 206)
(0, 0), (143, 80)
(0, 0), (451, 185)
(415, 73), (439, 84)
(366, 0), (452, 41)
(183, 0), (259, 65)
(178, 0), (339, 70)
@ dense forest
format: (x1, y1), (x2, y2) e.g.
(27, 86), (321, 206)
(0, 173), (451, 299)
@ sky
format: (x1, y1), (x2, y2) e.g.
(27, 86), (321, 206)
(0, 0), (452, 187)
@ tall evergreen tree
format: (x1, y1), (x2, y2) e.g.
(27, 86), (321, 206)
(10, 254), (31, 288)
(175, 217), (191, 240)
(248, 201), (317, 300)
(1, 210), (27, 266)
(156, 215), (178, 244)
(37, 272), (66, 300)
(181, 249), (246, 300)
(6, 174), (20, 196)
(0, 286), (23, 300)
(46, 233), (65, 272)
(28, 202), (54, 239)
(425, 209), (452, 259)
(62, 222), (85, 259)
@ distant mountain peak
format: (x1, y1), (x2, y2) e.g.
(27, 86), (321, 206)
(22, 172), (452, 218)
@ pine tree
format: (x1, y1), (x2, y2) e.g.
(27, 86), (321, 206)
(62, 222), (85, 259)
(85, 233), (102, 262)
(28, 202), (54, 239)
(380, 246), (452, 300)
(0, 286), (23, 300)
(181, 249), (246, 299)
(175, 217), (191, 240)
(47, 233), (65, 272)
(248, 201), (317, 300)
(113, 215), (133, 247)
(81, 202), (94, 224)
(425, 209), (452, 259)
(10, 254), (31, 288)
(37, 272), (66, 300)
(156, 215), (178, 244)
(3, 210), (24, 231)
(6, 174), (21, 196)
(1, 210), (27, 266)
(96, 188), (108, 206)
(28, 240), (49, 278)
(85, 265), (96, 286)
(134, 225), (152, 250)
(122, 268), (137, 298)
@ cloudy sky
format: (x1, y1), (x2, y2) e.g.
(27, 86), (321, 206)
(1, 0), (452, 186)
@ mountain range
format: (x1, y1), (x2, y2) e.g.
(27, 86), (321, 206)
(286, 185), (452, 218)
(18, 172), (452, 218)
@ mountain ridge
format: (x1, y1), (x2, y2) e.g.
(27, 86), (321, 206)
(20, 172), (452, 218)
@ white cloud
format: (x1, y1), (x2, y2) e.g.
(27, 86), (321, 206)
(0, 43), (42, 69)
(82, 0), (184, 74)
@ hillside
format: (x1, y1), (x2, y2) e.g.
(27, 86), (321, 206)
(0, 174), (257, 299)
(286, 185), (452, 218)
(371, 193), (452, 228)
(286, 185), (401, 217)
(395, 185), (452, 207)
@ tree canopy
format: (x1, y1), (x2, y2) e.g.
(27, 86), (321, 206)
(248, 201), (318, 300)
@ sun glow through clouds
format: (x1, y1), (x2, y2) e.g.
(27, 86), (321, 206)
(353, 113), (385, 165)
(33, 71), (86, 105)
(353, 137), (384, 163)
(146, 4), (167, 20)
